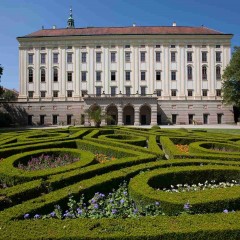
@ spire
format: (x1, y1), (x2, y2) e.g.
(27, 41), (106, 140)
(67, 8), (75, 28)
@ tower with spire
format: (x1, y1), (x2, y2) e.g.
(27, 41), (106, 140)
(67, 8), (75, 28)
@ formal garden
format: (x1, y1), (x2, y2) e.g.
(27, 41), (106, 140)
(1, 126), (240, 239)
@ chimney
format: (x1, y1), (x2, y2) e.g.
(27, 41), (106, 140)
(172, 21), (176, 27)
(52, 25), (56, 29)
(133, 23), (136, 27)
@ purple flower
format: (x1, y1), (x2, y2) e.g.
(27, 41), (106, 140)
(223, 209), (228, 213)
(123, 191), (127, 195)
(34, 214), (41, 219)
(120, 199), (125, 204)
(77, 208), (83, 215)
(109, 199), (113, 203)
(94, 204), (99, 209)
(155, 201), (160, 206)
(184, 202), (190, 210)
(134, 208), (138, 214)
(24, 213), (30, 219)
(112, 209), (117, 214)
(50, 211), (56, 217)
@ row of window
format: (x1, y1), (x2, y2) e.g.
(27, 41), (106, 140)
(28, 51), (222, 65)
(28, 66), (222, 83)
(28, 89), (221, 99)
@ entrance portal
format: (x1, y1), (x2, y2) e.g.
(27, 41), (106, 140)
(140, 105), (151, 125)
(123, 105), (134, 125)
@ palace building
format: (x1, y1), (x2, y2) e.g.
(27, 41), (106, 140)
(17, 9), (234, 126)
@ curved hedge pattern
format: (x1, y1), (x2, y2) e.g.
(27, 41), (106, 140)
(0, 127), (240, 239)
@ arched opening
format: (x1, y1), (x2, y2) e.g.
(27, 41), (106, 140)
(106, 105), (118, 125)
(123, 105), (134, 125)
(140, 105), (151, 125)
(86, 104), (101, 127)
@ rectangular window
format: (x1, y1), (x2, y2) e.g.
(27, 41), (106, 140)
(67, 72), (72, 82)
(156, 71), (161, 81)
(216, 45), (221, 48)
(81, 52), (87, 63)
(156, 89), (161, 96)
(96, 87), (102, 96)
(96, 45), (101, 49)
(111, 52), (116, 63)
(188, 90), (193, 96)
(171, 71), (176, 81)
(217, 113), (222, 124)
(67, 46), (72, 49)
(171, 45), (176, 48)
(53, 69), (58, 82)
(156, 52), (161, 62)
(67, 115), (72, 125)
(216, 52), (221, 62)
(125, 52), (131, 62)
(96, 71), (101, 82)
(28, 69), (33, 82)
(67, 53), (72, 63)
(140, 86), (146, 96)
(111, 87), (116, 96)
(172, 114), (177, 124)
(53, 53), (58, 64)
(156, 45), (161, 48)
(171, 52), (176, 62)
(41, 53), (46, 64)
(216, 89), (221, 97)
(140, 52), (146, 62)
(141, 71), (146, 81)
(52, 115), (58, 125)
(202, 90), (208, 96)
(40, 115), (45, 125)
(202, 52), (207, 62)
(125, 45), (130, 48)
(53, 91), (58, 98)
(67, 90), (73, 98)
(28, 91), (34, 98)
(111, 71), (116, 81)
(96, 52), (101, 63)
(40, 91), (46, 98)
(125, 71), (131, 81)
(126, 87), (131, 96)
(28, 54), (33, 64)
(187, 52), (192, 62)
(203, 114), (208, 124)
(171, 90), (177, 96)
(41, 69), (45, 82)
(81, 71), (87, 82)
(187, 45), (192, 48)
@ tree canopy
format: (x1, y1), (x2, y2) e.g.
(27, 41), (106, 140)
(222, 47), (240, 107)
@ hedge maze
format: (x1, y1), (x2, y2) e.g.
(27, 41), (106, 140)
(1, 127), (240, 239)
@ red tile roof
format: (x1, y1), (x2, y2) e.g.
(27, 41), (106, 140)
(19, 26), (230, 38)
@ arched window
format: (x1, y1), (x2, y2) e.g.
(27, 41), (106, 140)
(187, 66), (192, 80)
(202, 66), (207, 80)
(216, 66), (221, 80)
(28, 68), (33, 82)
(53, 68), (58, 82)
(41, 69), (45, 82)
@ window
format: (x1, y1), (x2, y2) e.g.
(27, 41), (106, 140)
(187, 66), (192, 80)
(67, 72), (72, 82)
(170, 45), (176, 48)
(171, 90), (177, 96)
(81, 52), (87, 63)
(41, 47), (45, 50)
(67, 53), (72, 63)
(28, 54), (33, 64)
(53, 53), (58, 64)
(216, 52), (221, 62)
(202, 52), (207, 62)
(40, 91), (46, 98)
(96, 87), (102, 96)
(28, 91), (33, 98)
(125, 71), (131, 81)
(141, 71), (146, 81)
(67, 46), (72, 49)
(67, 90), (73, 98)
(156, 45), (161, 48)
(81, 90), (87, 97)
(125, 87), (131, 96)
(111, 71), (116, 81)
(53, 69), (58, 82)
(28, 69), (33, 82)
(140, 86), (146, 96)
(187, 45), (192, 48)
(171, 52), (176, 62)
(202, 66), (207, 80)
(171, 71), (176, 81)
(217, 113), (222, 124)
(188, 90), (193, 96)
(172, 114), (177, 124)
(156, 71), (161, 81)
(140, 52), (146, 62)
(111, 86), (116, 96)
(125, 52), (131, 62)
(156, 89), (161, 96)
(156, 52), (161, 62)
(40, 115), (45, 125)
(96, 71), (101, 81)
(125, 45), (130, 48)
(41, 53), (46, 64)
(40, 69), (46, 82)
(96, 45), (101, 49)
(140, 45), (145, 48)
(67, 115), (72, 125)
(96, 52), (101, 63)
(203, 114), (208, 124)
(216, 66), (221, 80)
(216, 89), (221, 97)
(202, 45), (207, 48)
(216, 45), (221, 48)
(111, 52), (116, 62)
(52, 115), (58, 125)
(81, 46), (86, 49)
(187, 52), (192, 62)
(53, 91), (58, 98)
(202, 90), (208, 96)
(81, 71), (87, 82)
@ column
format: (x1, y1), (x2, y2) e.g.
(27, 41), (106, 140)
(134, 107), (140, 126)
(151, 103), (158, 125)
(118, 106), (123, 125)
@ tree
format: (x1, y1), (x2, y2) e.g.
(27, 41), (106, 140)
(222, 47), (240, 107)
(2, 90), (17, 101)
(0, 65), (3, 97)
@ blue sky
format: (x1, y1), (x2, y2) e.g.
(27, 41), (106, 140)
(0, 0), (239, 90)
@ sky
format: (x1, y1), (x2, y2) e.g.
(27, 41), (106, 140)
(0, 0), (239, 90)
